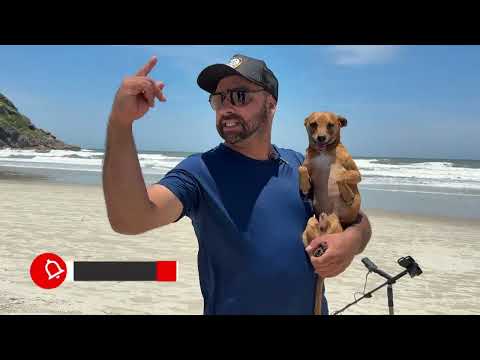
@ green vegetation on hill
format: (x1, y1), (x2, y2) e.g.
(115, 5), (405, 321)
(0, 93), (80, 151)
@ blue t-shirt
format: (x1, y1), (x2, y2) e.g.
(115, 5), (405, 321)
(158, 143), (328, 315)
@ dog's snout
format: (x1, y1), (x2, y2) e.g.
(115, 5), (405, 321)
(317, 135), (326, 143)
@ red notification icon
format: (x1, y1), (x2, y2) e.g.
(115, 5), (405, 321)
(30, 253), (67, 289)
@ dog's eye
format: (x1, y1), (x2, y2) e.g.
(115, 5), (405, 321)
(327, 122), (335, 129)
(309, 123), (318, 130)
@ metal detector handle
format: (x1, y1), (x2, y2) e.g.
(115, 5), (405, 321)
(362, 257), (392, 280)
(375, 268), (393, 281)
(361, 257), (377, 271)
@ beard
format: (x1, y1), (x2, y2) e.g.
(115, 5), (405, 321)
(216, 100), (269, 145)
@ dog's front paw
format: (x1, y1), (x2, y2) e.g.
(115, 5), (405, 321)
(318, 213), (328, 233)
(298, 166), (311, 195)
(302, 215), (319, 247)
(335, 168), (348, 183)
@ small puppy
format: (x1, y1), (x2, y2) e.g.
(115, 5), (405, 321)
(298, 111), (362, 315)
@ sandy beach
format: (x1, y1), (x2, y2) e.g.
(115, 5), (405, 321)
(1, 179), (479, 315)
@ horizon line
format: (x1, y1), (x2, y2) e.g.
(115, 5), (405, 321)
(80, 146), (480, 162)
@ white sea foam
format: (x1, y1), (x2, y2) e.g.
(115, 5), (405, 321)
(355, 159), (480, 190)
(0, 148), (183, 175)
(1, 149), (479, 192)
(361, 187), (480, 197)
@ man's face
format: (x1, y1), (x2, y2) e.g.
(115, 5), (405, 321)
(214, 75), (270, 145)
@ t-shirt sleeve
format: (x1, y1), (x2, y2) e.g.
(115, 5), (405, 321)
(157, 168), (200, 222)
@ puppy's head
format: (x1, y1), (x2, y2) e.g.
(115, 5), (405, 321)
(304, 112), (347, 151)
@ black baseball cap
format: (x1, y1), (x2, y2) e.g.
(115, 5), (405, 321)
(197, 54), (279, 101)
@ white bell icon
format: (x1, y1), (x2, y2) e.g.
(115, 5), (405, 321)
(45, 259), (65, 280)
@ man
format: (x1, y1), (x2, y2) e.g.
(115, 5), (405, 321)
(103, 53), (372, 315)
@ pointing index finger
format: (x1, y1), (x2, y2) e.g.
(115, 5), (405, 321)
(136, 56), (158, 76)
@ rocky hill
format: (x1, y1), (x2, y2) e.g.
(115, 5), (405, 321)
(0, 93), (80, 151)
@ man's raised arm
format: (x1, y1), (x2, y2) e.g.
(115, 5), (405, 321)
(102, 57), (183, 235)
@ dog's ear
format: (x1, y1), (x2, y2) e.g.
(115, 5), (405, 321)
(338, 116), (348, 128)
(304, 115), (310, 127)
(304, 113), (314, 127)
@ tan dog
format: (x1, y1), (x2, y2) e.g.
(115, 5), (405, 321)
(298, 112), (362, 315)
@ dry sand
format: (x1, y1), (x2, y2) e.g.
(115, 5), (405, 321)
(1, 180), (479, 315)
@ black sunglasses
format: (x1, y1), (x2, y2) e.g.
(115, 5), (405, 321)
(209, 88), (265, 111)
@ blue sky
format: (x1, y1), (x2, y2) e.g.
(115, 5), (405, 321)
(1, 45), (479, 159)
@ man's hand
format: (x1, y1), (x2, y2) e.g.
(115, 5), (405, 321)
(109, 56), (167, 127)
(305, 232), (356, 278)
(305, 211), (372, 278)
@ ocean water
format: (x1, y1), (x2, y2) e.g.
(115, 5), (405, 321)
(1, 148), (479, 220)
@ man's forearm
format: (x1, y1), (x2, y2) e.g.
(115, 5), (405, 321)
(344, 210), (372, 255)
(102, 118), (153, 233)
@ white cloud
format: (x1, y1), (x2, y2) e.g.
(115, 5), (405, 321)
(330, 45), (399, 65)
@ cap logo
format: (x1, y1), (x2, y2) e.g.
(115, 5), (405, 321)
(227, 57), (242, 69)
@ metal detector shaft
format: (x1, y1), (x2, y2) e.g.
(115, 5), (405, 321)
(332, 278), (390, 315)
(387, 284), (394, 315)
(332, 269), (409, 315)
